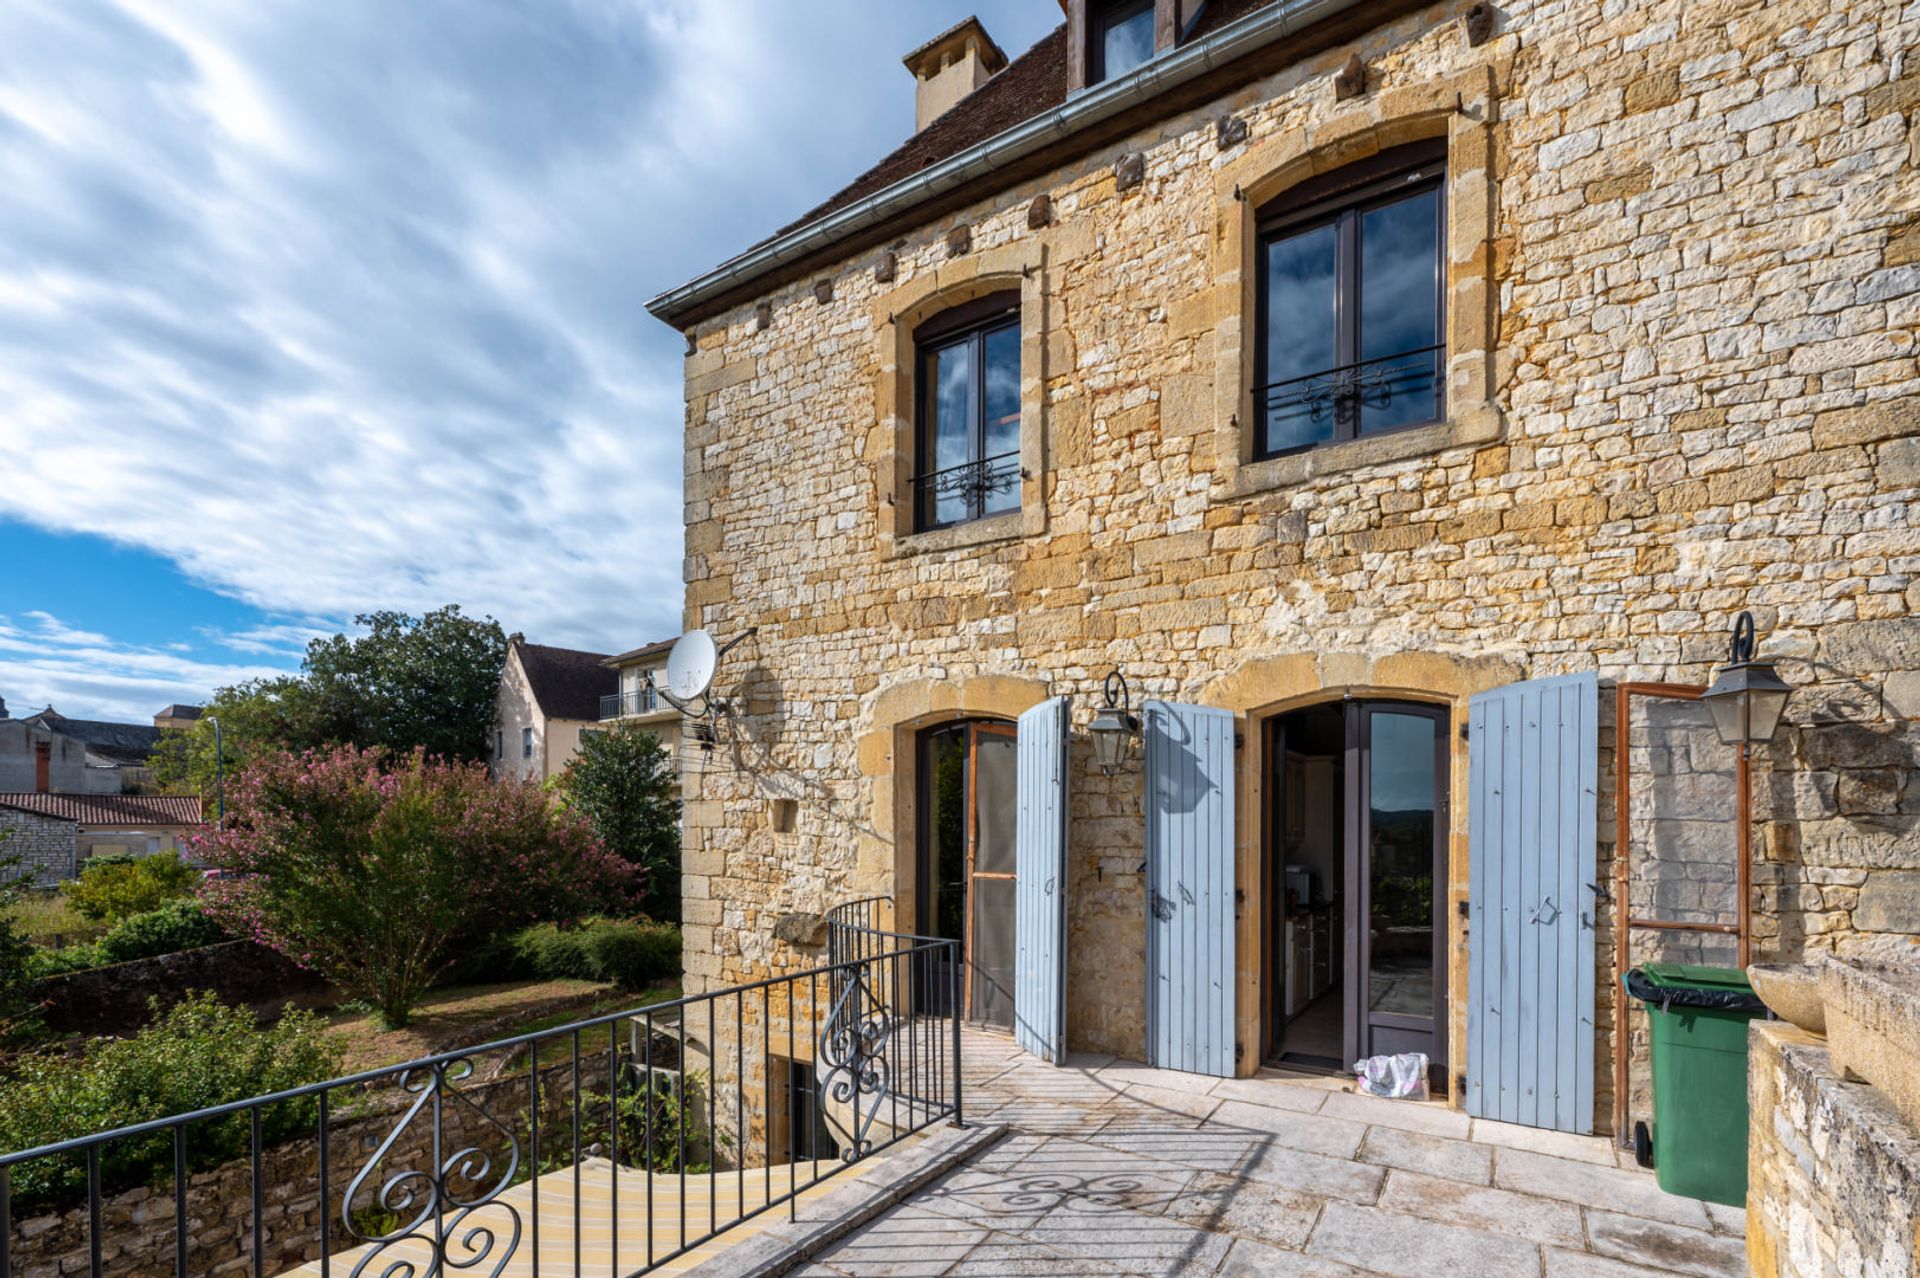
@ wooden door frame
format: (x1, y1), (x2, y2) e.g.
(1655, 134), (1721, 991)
(1345, 700), (1450, 1076)
(964, 721), (1018, 1025)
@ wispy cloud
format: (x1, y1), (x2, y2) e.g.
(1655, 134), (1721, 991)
(0, 1), (1059, 677)
(0, 611), (291, 721)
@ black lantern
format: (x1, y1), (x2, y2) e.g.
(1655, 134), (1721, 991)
(1089, 669), (1139, 772)
(1701, 612), (1793, 746)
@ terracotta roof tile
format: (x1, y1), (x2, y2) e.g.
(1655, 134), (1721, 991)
(0, 793), (204, 826)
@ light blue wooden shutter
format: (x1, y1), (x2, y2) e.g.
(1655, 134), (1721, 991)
(1466, 671), (1600, 1133)
(1015, 697), (1070, 1063)
(1144, 700), (1237, 1077)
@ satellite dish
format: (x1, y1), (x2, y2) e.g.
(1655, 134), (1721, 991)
(665, 630), (719, 703)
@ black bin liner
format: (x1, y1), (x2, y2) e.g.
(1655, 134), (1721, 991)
(1624, 967), (1766, 1014)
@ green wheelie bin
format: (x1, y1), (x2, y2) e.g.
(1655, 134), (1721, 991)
(1622, 963), (1767, 1207)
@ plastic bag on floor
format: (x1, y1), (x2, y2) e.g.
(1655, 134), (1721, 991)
(1354, 1052), (1430, 1099)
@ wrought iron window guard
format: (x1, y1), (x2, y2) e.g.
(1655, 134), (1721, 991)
(910, 450), (1020, 529)
(1254, 343), (1445, 446)
(0, 932), (962, 1278)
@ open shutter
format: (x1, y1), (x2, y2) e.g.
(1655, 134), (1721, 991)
(1144, 700), (1237, 1077)
(1466, 671), (1599, 1133)
(1015, 696), (1070, 1063)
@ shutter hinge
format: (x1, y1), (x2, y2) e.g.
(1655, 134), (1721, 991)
(1235, 732), (1245, 749)
(1457, 899), (1470, 918)
(1236, 1041), (1245, 1061)
(1459, 723), (1470, 741)
(1455, 1071), (1467, 1095)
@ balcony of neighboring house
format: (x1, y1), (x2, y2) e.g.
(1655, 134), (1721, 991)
(599, 685), (677, 725)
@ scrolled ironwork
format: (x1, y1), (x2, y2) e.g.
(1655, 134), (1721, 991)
(817, 961), (900, 1161)
(342, 1056), (523, 1278)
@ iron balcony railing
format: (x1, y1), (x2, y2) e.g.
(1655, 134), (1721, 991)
(0, 938), (962, 1278)
(600, 688), (665, 720)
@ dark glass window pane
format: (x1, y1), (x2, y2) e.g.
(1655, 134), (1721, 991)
(925, 727), (968, 949)
(1358, 187), (1441, 433)
(1367, 712), (1435, 1017)
(1098, 0), (1155, 81)
(927, 339), (974, 526)
(1261, 221), (1339, 454)
(981, 322), (1020, 517)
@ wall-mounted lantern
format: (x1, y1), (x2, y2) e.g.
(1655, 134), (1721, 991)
(1089, 669), (1140, 773)
(1701, 612), (1793, 747)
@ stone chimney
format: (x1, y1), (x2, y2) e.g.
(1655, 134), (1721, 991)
(34, 740), (50, 793)
(903, 17), (1008, 133)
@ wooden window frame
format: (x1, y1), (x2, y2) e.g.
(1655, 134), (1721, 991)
(1253, 139), (1448, 462)
(912, 291), (1022, 533)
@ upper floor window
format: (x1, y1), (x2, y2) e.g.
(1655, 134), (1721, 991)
(1255, 141), (1446, 459)
(521, 726), (534, 759)
(495, 730), (504, 760)
(914, 291), (1021, 531)
(1091, 0), (1156, 83)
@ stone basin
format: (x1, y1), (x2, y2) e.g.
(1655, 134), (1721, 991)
(1820, 957), (1920, 1135)
(1748, 961), (1826, 1034)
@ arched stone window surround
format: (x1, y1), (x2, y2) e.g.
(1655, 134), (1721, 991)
(1211, 65), (1502, 500)
(851, 675), (1052, 939)
(872, 243), (1050, 557)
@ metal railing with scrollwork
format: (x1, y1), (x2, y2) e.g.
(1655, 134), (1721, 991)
(0, 938), (962, 1278)
(910, 450), (1020, 530)
(1254, 343), (1445, 453)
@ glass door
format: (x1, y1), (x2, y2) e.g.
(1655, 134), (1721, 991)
(1346, 703), (1448, 1075)
(916, 720), (1018, 1031)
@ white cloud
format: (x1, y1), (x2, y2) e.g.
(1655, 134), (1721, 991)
(0, 611), (290, 721)
(0, 0), (1060, 662)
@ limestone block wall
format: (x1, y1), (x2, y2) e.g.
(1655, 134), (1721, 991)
(0, 809), (75, 884)
(673, 0), (1920, 1113)
(1747, 1021), (1920, 1278)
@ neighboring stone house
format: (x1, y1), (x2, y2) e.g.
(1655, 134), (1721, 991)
(489, 636), (619, 783)
(0, 793), (205, 883)
(646, 0), (1920, 1153)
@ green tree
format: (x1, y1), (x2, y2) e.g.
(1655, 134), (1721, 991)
(61, 851), (198, 923)
(557, 722), (681, 920)
(198, 745), (634, 1027)
(151, 606), (507, 796)
(0, 831), (40, 1041)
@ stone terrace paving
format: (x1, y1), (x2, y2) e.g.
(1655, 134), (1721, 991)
(794, 1030), (1744, 1277)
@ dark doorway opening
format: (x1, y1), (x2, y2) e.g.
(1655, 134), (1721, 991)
(916, 719), (1018, 1031)
(1265, 700), (1448, 1082)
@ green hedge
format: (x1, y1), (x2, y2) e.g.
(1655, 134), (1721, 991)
(61, 852), (197, 924)
(454, 917), (680, 991)
(28, 900), (229, 977)
(0, 992), (342, 1212)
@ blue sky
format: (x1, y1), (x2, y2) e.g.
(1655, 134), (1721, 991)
(0, 0), (1058, 722)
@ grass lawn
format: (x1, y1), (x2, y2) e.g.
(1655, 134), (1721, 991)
(1, 890), (106, 949)
(326, 978), (683, 1075)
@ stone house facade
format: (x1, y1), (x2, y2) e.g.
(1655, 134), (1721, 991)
(647, 0), (1919, 1146)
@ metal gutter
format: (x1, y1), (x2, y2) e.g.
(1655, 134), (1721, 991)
(646, 0), (1372, 327)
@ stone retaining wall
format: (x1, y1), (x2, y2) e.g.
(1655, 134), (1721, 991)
(1747, 1020), (1920, 1277)
(30, 941), (328, 1035)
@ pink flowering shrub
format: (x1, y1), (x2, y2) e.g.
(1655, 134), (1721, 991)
(192, 745), (636, 1027)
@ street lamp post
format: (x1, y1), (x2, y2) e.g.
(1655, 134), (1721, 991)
(207, 715), (224, 828)
(1088, 670), (1140, 773)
